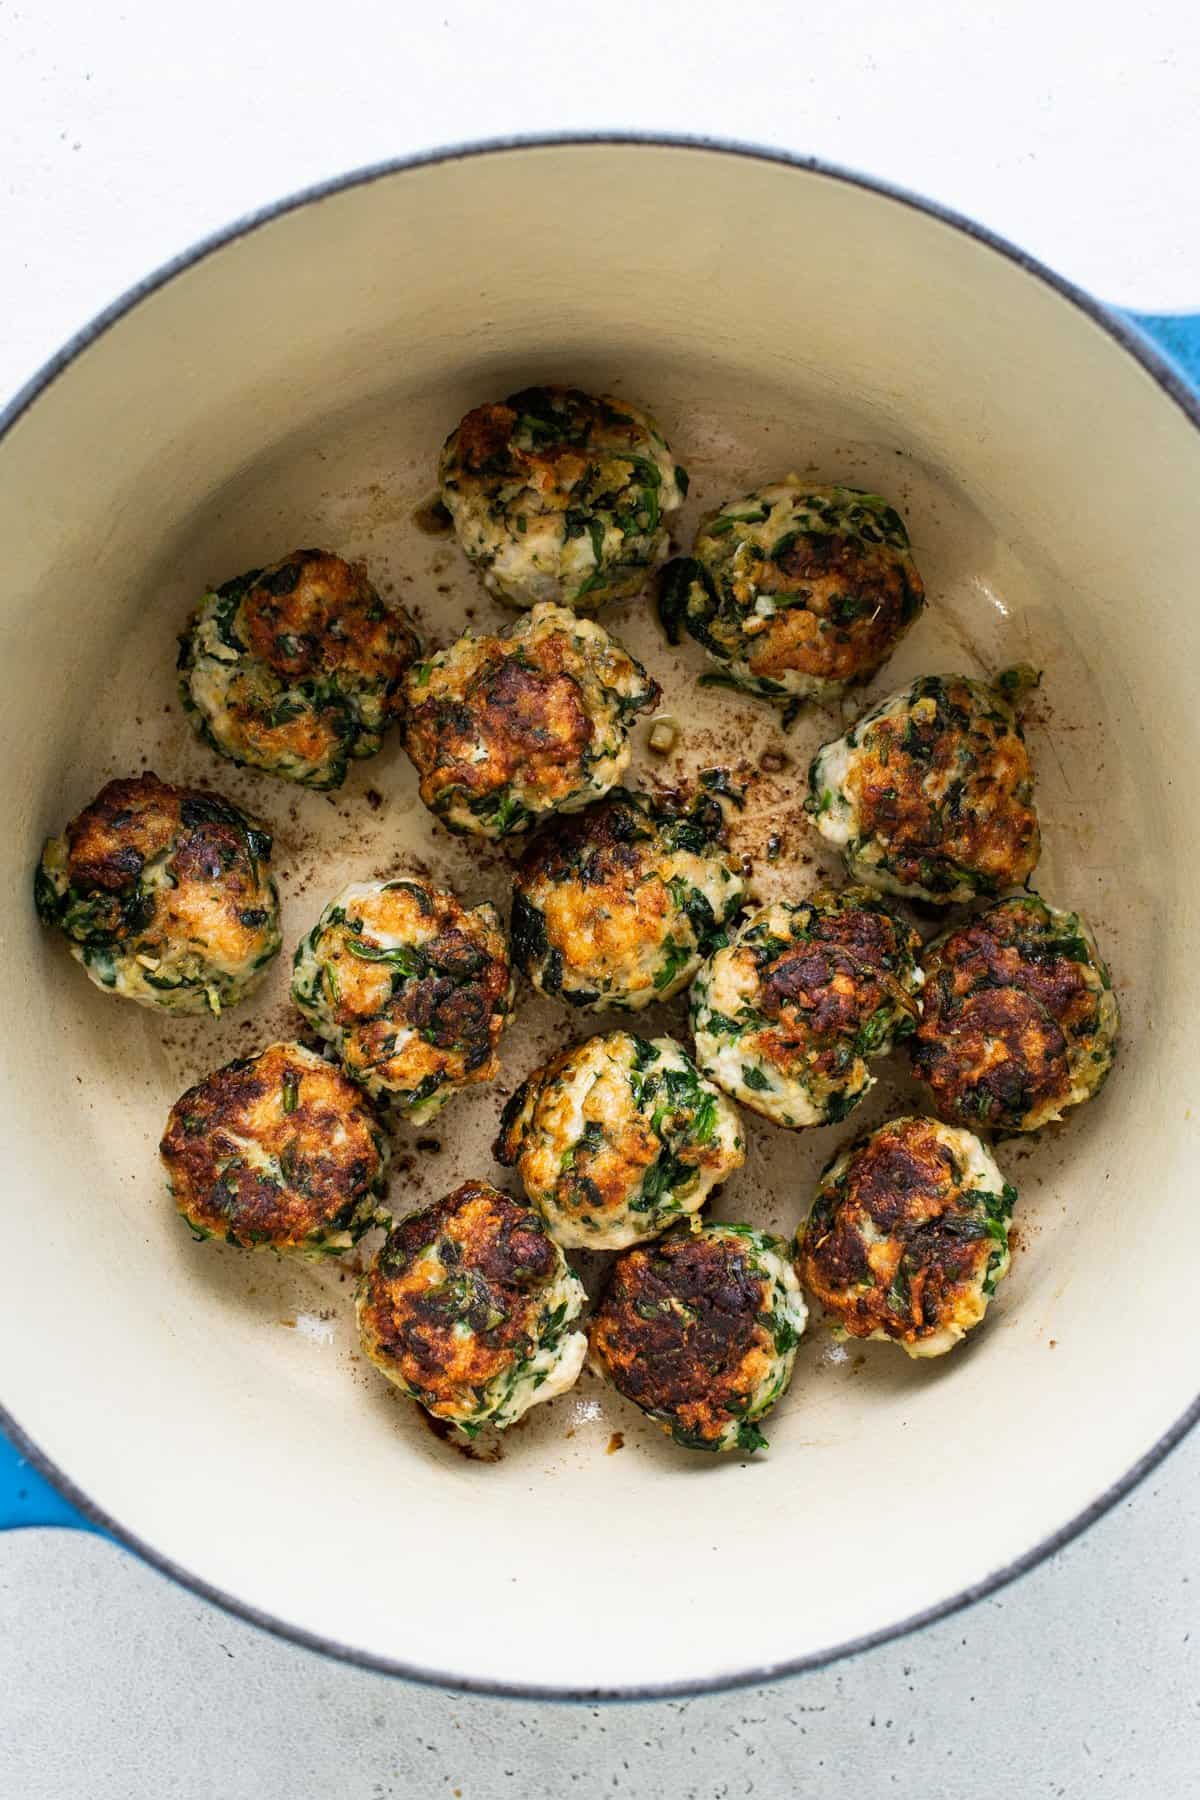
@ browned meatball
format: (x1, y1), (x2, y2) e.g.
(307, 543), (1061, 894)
(34, 772), (280, 1013)
(588, 1223), (807, 1452)
(161, 1041), (388, 1254)
(510, 786), (745, 1009)
(439, 385), (687, 610)
(291, 877), (512, 1122)
(796, 1115), (1016, 1358)
(179, 548), (420, 788)
(401, 602), (659, 837)
(356, 1181), (587, 1431)
(662, 481), (924, 706)
(911, 895), (1119, 1132)
(690, 889), (923, 1128)
(808, 672), (1041, 903)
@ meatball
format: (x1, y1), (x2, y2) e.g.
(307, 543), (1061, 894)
(402, 602), (660, 838)
(439, 385), (687, 611)
(292, 878), (512, 1123)
(796, 1115), (1015, 1358)
(910, 894), (1119, 1133)
(495, 1031), (745, 1250)
(660, 480), (923, 704)
(589, 1223), (807, 1452)
(34, 772), (281, 1015)
(510, 786), (746, 1010)
(160, 1041), (389, 1255)
(178, 548), (420, 789)
(807, 671), (1041, 903)
(689, 889), (923, 1129)
(357, 1180), (588, 1432)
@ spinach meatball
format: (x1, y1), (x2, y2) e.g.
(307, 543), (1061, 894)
(911, 895), (1119, 1133)
(660, 481), (923, 704)
(439, 385), (687, 611)
(35, 772), (280, 1015)
(495, 1031), (744, 1250)
(161, 1041), (389, 1255)
(357, 1181), (588, 1433)
(589, 1223), (807, 1453)
(178, 548), (420, 788)
(402, 602), (659, 838)
(807, 670), (1041, 903)
(510, 787), (745, 1011)
(690, 889), (923, 1129)
(291, 878), (512, 1122)
(796, 1115), (1015, 1358)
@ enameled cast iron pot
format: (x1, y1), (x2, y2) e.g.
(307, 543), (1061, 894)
(1, 137), (1197, 1698)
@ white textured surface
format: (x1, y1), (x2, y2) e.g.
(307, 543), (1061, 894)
(1, 1431), (1198, 1798)
(2, 0), (1200, 421)
(1, 3), (1198, 1791)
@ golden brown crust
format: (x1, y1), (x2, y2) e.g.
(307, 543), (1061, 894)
(748, 534), (923, 685)
(912, 900), (1101, 1129)
(239, 549), (416, 691)
(589, 1230), (775, 1445)
(319, 885), (510, 1099)
(494, 1040), (662, 1211)
(748, 894), (919, 1085)
(358, 1183), (559, 1408)
(797, 1118), (1005, 1349)
(63, 772), (273, 970)
(160, 1043), (385, 1249)
(848, 679), (1039, 894)
(405, 650), (595, 816)
(65, 772), (180, 900)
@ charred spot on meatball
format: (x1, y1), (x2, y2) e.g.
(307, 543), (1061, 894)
(796, 1114), (1015, 1357)
(588, 1223), (806, 1452)
(690, 888), (923, 1129)
(160, 1041), (389, 1254)
(660, 481), (923, 707)
(178, 548), (420, 788)
(401, 602), (659, 838)
(356, 1181), (587, 1431)
(807, 671), (1041, 903)
(510, 786), (746, 1010)
(911, 894), (1119, 1132)
(439, 386), (687, 611)
(34, 772), (280, 1014)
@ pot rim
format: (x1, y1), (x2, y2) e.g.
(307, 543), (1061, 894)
(3, 129), (1197, 1704)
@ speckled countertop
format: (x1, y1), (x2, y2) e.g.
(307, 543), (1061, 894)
(2, 4), (1198, 1794)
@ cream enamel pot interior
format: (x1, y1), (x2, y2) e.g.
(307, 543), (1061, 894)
(2, 138), (1197, 1698)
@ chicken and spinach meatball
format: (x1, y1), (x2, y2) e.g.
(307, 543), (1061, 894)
(402, 602), (659, 838)
(796, 1115), (1015, 1358)
(660, 481), (923, 705)
(589, 1223), (806, 1453)
(911, 894), (1119, 1134)
(178, 548), (420, 788)
(161, 1041), (389, 1255)
(690, 889), (922, 1129)
(357, 1181), (588, 1433)
(35, 772), (280, 1015)
(495, 1031), (744, 1250)
(510, 787), (745, 1010)
(439, 385), (687, 611)
(807, 671), (1041, 903)
(292, 878), (511, 1123)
